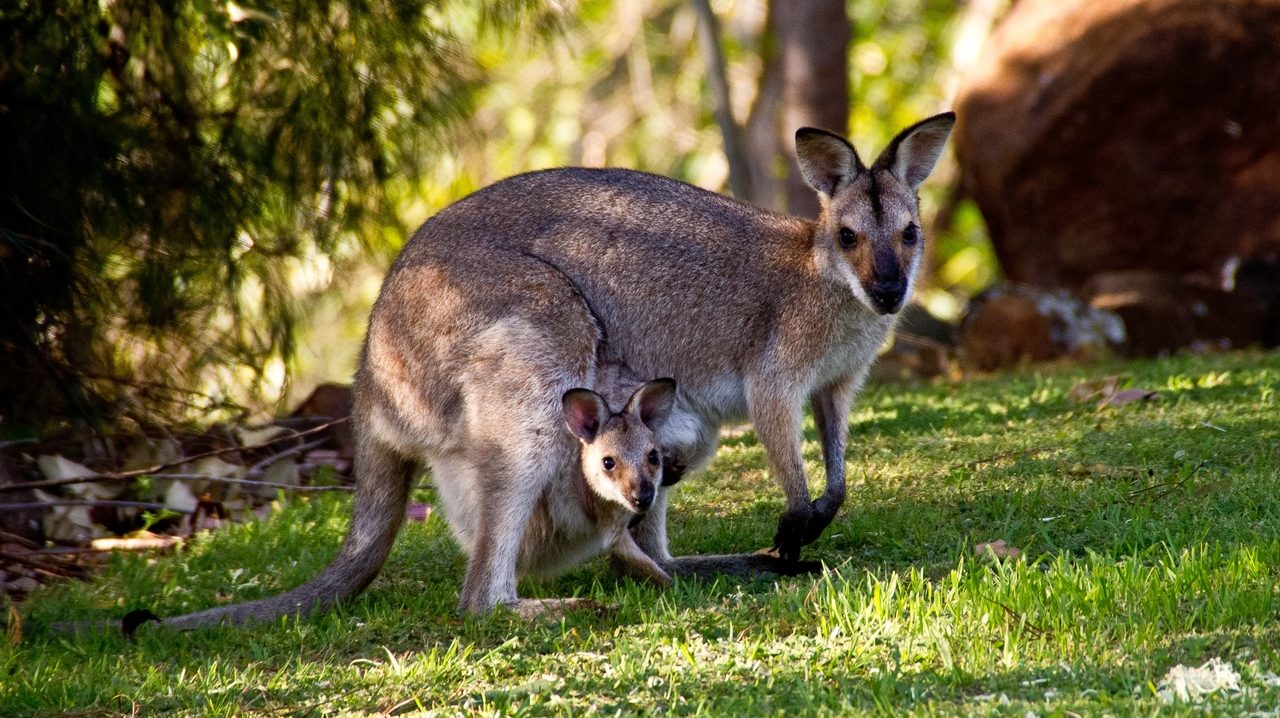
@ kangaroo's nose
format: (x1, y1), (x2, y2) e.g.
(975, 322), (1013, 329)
(633, 481), (655, 512)
(868, 280), (905, 313)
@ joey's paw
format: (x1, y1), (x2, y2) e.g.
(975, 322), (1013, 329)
(660, 456), (688, 487)
(507, 598), (617, 621)
(608, 555), (674, 587)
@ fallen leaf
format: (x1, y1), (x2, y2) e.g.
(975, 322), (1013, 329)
(36, 454), (95, 481)
(1099, 388), (1159, 408)
(235, 425), (291, 448)
(121, 437), (182, 472)
(90, 532), (181, 552)
(36, 454), (121, 500)
(163, 481), (199, 513)
(185, 456), (244, 477)
(6, 602), (21, 645)
(32, 488), (106, 543)
(975, 539), (1022, 560)
(1067, 376), (1159, 410)
(257, 458), (299, 494)
(1156, 658), (1240, 703)
(6, 577), (38, 593)
(1067, 376), (1121, 404)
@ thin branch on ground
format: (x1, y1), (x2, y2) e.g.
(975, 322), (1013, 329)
(0, 418), (349, 494)
(143, 473), (352, 492)
(245, 437), (331, 475)
(0, 528), (42, 549)
(958, 445), (1055, 470)
(1126, 461), (1206, 503)
(0, 499), (193, 513)
(980, 593), (1053, 639)
(0, 548), (89, 579)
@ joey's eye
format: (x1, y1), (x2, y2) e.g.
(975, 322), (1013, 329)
(647, 450), (660, 466)
(902, 224), (922, 247)
(838, 227), (857, 249)
(602, 456), (615, 471)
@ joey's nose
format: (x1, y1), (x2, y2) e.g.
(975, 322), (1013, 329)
(632, 481), (655, 512)
(868, 280), (905, 313)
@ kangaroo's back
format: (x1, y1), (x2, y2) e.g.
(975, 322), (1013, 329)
(394, 168), (822, 405)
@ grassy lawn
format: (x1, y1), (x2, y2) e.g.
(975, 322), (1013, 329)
(5, 351), (1280, 716)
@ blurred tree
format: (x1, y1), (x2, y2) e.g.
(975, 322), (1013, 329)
(775, 0), (852, 217)
(0, 0), (554, 432)
(694, 0), (851, 217)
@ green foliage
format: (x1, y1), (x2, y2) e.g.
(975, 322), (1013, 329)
(1, 0), (1002, 426)
(8, 351), (1280, 715)
(0, 0), (548, 429)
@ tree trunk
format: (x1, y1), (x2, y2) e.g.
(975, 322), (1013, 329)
(692, 0), (753, 201)
(775, 0), (851, 218)
(742, 6), (785, 211)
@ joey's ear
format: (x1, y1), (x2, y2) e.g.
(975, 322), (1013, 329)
(624, 378), (677, 432)
(562, 388), (609, 442)
(872, 111), (956, 191)
(795, 127), (864, 197)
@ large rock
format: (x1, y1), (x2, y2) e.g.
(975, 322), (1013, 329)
(959, 284), (1125, 370)
(1083, 270), (1271, 355)
(955, 0), (1280, 288)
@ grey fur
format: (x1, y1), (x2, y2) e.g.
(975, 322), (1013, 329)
(155, 113), (955, 626)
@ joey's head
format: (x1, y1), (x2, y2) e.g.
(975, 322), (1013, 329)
(561, 378), (676, 514)
(796, 112), (956, 315)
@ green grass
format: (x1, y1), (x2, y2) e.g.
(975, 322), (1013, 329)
(5, 351), (1280, 716)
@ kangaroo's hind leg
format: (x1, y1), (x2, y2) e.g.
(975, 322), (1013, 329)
(452, 321), (600, 616)
(455, 447), (543, 614)
(455, 443), (610, 619)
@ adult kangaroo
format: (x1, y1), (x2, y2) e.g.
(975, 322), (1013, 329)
(158, 112), (955, 626)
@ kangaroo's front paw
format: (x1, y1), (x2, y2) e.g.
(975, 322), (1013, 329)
(506, 598), (616, 621)
(772, 501), (837, 561)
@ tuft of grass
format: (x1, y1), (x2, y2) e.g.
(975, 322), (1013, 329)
(4, 351), (1279, 716)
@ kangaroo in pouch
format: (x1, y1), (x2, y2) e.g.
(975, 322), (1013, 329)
(155, 112), (955, 626)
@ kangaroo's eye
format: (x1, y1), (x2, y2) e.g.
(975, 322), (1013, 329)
(838, 227), (857, 249)
(602, 457), (615, 471)
(902, 224), (922, 246)
(647, 450), (660, 466)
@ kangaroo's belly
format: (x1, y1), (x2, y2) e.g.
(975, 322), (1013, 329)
(518, 493), (619, 580)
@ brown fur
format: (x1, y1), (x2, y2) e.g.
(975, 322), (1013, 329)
(154, 113), (954, 627)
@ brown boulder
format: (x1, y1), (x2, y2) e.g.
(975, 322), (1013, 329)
(959, 284), (1125, 370)
(955, 0), (1280, 288)
(1083, 270), (1271, 354)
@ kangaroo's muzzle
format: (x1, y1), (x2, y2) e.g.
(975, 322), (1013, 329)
(631, 480), (656, 512)
(868, 279), (906, 314)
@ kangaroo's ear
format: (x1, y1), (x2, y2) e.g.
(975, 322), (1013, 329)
(625, 378), (677, 432)
(562, 388), (609, 442)
(872, 112), (956, 191)
(795, 127), (865, 197)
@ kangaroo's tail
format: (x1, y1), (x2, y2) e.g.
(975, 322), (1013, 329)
(159, 433), (416, 630)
